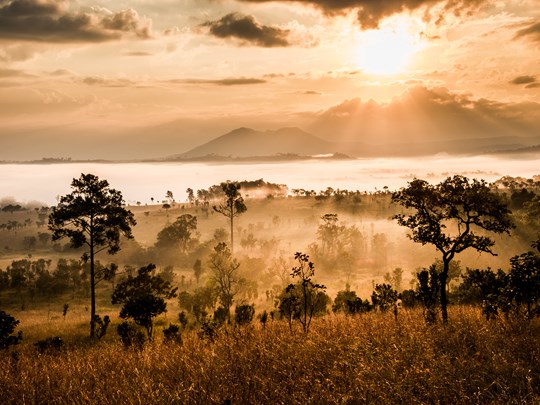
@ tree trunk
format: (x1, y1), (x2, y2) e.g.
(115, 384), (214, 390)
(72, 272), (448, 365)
(90, 225), (96, 338)
(230, 213), (234, 255)
(440, 259), (449, 323)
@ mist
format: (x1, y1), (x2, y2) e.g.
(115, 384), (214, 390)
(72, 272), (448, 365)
(0, 154), (538, 206)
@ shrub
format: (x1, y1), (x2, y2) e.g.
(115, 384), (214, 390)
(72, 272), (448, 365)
(34, 337), (63, 354)
(235, 304), (255, 326)
(0, 311), (22, 350)
(163, 324), (182, 345)
(117, 322), (146, 349)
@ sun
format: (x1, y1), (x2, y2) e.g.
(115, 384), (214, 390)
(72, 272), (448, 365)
(355, 18), (424, 75)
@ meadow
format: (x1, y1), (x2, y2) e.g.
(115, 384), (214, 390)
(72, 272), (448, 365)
(1, 308), (540, 404)
(1, 175), (539, 404)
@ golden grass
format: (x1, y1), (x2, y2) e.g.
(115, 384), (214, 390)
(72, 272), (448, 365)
(1, 306), (540, 404)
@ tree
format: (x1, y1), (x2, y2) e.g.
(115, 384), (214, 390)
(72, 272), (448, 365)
(112, 264), (177, 340)
(193, 259), (203, 285)
(186, 188), (195, 204)
(279, 252), (327, 334)
(416, 265), (441, 324)
(317, 213), (341, 256)
(208, 242), (241, 322)
(213, 182), (247, 254)
(332, 285), (372, 314)
(392, 175), (513, 322)
(155, 214), (198, 252)
(48, 173), (136, 338)
(165, 190), (174, 204)
(371, 284), (399, 314)
(508, 251), (540, 319)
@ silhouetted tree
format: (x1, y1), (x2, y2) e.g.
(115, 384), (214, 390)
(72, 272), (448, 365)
(416, 265), (441, 324)
(186, 188), (195, 204)
(213, 182), (247, 254)
(48, 173), (136, 338)
(155, 214), (198, 252)
(392, 175), (513, 322)
(371, 283), (399, 317)
(112, 264), (177, 340)
(333, 285), (372, 314)
(508, 251), (540, 319)
(280, 252), (327, 334)
(208, 242), (241, 322)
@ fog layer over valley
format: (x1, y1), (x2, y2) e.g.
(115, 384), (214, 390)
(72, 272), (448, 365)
(1, 155), (538, 206)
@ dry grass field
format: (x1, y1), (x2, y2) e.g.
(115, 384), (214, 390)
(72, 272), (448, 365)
(1, 306), (540, 404)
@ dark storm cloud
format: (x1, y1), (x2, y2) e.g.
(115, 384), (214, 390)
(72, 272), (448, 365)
(0, 0), (151, 42)
(510, 75), (536, 85)
(201, 13), (290, 47)
(238, 0), (489, 29)
(515, 21), (540, 41)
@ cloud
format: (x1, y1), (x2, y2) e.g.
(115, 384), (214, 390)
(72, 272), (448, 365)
(306, 86), (540, 146)
(169, 77), (267, 86)
(0, 67), (32, 78)
(510, 75), (536, 85)
(238, 0), (489, 29)
(201, 13), (290, 47)
(124, 51), (152, 56)
(81, 76), (135, 87)
(515, 21), (540, 43)
(0, 0), (151, 42)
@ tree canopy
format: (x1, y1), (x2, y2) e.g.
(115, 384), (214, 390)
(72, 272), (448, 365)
(392, 175), (513, 322)
(48, 173), (136, 337)
(112, 264), (177, 339)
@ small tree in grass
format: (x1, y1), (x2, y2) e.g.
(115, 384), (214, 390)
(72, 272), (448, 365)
(235, 304), (255, 326)
(112, 264), (177, 340)
(372, 283), (399, 320)
(508, 251), (540, 319)
(279, 252), (327, 334)
(416, 265), (441, 324)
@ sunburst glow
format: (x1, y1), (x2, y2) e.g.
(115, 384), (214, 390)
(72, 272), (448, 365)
(355, 18), (425, 75)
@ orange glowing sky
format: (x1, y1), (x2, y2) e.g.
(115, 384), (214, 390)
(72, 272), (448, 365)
(0, 0), (539, 159)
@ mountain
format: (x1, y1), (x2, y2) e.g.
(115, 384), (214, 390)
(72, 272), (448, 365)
(175, 127), (340, 159)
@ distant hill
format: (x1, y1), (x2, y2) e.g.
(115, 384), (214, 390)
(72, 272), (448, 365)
(173, 127), (340, 159)
(166, 126), (540, 162)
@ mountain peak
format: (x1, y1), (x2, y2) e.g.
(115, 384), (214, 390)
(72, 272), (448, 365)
(178, 126), (337, 158)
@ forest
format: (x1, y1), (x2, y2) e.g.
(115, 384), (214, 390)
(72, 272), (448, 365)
(1, 173), (540, 404)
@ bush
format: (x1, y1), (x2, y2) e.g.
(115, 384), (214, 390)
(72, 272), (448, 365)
(34, 337), (63, 354)
(117, 322), (146, 349)
(0, 311), (22, 350)
(93, 315), (110, 340)
(163, 324), (182, 345)
(199, 319), (219, 342)
(235, 304), (255, 326)
(213, 307), (229, 325)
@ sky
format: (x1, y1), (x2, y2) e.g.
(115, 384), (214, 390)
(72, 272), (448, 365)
(0, 0), (539, 159)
